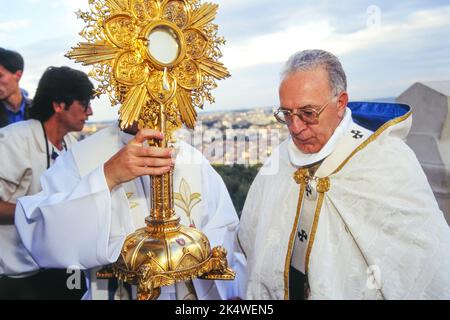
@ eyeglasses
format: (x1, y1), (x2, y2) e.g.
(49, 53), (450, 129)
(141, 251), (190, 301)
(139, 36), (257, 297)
(274, 99), (333, 125)
(78, 100), (92, 112)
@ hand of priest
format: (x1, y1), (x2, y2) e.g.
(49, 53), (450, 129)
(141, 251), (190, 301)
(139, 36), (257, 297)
(103, 129), (175, 191)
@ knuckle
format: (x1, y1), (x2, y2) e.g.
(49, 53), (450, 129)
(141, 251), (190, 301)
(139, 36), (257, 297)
(130, 168), (140, 176)
(124, 158), (134, 167)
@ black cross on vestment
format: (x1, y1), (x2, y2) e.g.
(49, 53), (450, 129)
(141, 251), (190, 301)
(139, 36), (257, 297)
(306, 185), (312, 197)
(351, 130), (363, 139)
(298, 229), (308, 242)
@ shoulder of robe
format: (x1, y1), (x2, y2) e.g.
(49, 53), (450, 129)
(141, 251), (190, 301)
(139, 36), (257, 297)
(331, 129), (427, 198)
(253, 138), (292, 184)
(328, 108), (414, 177)
(0, 119), (39, 144)
(68, 124), (123, 177)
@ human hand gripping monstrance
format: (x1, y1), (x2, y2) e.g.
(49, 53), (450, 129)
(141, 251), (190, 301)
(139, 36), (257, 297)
(66, 0), (234, 300)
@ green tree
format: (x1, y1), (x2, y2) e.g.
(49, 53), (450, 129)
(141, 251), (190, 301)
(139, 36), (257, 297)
(213, 164), (262, 217)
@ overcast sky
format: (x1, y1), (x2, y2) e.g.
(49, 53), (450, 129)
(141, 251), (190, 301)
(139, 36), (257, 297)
(1, 0), (449, 121)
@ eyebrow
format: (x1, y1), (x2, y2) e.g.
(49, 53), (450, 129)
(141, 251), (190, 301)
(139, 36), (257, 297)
(280, 104), (320, 110)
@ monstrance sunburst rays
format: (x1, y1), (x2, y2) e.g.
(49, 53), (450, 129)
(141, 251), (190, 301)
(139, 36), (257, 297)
(66, 0), (230, 141)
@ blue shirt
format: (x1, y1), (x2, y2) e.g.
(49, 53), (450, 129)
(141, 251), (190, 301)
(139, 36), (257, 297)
(4, 90), (28, 124)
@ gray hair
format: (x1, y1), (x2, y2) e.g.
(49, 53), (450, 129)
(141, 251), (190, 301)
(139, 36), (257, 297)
(281, 49), (347, 96)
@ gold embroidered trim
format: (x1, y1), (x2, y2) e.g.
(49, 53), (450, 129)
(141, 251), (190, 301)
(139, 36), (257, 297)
(129, 202), (139, 209)
(284, 168), (307, 300)
(332, 111), (412, 175)
(293, 168), (309, 185)
(126, 192), (139, 209)
(305, 189), (326, 275)
(316, 177), (330, 193)
(283, 111), (410, 298)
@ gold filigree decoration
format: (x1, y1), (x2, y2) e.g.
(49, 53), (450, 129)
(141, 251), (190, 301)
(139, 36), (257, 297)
(66, 0), (230, 142)
(133, 246), (234, 300)
(185, 29), (207, 59)
(163, 1), (189, 29)
(316, 177), (330, 193)
(293, 169), (309, 185)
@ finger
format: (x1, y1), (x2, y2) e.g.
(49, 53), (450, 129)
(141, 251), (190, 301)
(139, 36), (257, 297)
(135, 157), (174, 168)
(130, 129), (164, 145)
(138, 166), (172, 176)
(134, 146), (174, 159)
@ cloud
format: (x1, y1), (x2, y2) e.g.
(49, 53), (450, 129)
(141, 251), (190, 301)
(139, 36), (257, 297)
(223, 5), (450, 70)
(8, 0), (450, 120)
(0, 19), (31, 32)
(0, 19), (32, 45)
(223, 22), (334, 69)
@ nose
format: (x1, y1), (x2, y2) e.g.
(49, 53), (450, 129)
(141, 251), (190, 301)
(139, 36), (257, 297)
(85, 105), (93, 116)
(288, 115), (308, 134)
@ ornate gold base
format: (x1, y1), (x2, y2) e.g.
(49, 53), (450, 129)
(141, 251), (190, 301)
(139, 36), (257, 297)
(97, 223), (235, 300)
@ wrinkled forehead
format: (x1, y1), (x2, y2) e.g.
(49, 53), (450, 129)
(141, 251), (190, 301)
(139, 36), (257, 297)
(279, 68), (333, 103)
(281, 66), (332, 87)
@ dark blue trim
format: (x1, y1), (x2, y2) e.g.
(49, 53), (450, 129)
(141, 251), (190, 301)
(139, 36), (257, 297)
(348, 101), (411, 132)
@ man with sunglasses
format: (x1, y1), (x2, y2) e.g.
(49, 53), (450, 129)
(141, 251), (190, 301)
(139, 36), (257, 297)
(0, 66), (94, 299)
(239, 49), (450, 299)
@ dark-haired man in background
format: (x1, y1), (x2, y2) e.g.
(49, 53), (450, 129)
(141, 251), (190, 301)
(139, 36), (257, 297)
(0, 48), (31, 128)
(0, 66), (94, 299)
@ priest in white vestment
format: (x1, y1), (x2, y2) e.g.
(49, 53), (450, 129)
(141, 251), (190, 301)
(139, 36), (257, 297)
(15, 123), (246, 300)
(239, 49), (450, 300)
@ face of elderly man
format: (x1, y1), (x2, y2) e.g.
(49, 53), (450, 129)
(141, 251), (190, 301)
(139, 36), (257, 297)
(279, 67), (348, 154)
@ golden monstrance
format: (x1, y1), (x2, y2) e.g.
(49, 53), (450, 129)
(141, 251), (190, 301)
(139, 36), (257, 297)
(66, 0), (234, 300)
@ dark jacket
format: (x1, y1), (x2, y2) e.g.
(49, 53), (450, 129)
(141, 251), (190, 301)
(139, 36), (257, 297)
(0, 97), (32, 128)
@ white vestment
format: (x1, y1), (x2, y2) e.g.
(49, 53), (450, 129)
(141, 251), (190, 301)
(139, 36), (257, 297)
(0, 119), (77, 276)
(15, 124), (246, 300)
(239, 108), (450, 300)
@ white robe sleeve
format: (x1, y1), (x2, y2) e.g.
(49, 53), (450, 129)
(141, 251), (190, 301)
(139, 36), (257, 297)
(192, 158), (247, 299)
(0, 125), (41, 276)
(0, 127), (32, 203)
(15, 150), (135, 270)
(15, 147), (247, 299)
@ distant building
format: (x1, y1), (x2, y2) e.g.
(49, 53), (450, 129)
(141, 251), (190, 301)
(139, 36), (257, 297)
(397, 81), (450, 224)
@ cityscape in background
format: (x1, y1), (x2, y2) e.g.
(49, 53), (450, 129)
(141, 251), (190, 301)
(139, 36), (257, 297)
(77, 97), (397, 167)
(75, 79), (450, 221)
(78, 107), (290, 167)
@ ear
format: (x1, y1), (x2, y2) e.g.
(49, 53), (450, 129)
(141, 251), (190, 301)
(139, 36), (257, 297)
(336, 92), (349, 118)
(52, 101), (65, 113)
(14, 70), (23, 82)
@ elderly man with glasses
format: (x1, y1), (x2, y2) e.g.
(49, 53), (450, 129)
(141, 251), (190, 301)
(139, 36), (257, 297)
(238, 49), (450, 300)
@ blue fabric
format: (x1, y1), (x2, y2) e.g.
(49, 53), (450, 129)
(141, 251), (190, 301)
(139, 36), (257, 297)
(5, 90), (28, 124)
(348, 101), (411, 132)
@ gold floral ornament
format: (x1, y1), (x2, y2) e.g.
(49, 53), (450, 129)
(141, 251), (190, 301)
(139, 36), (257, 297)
(66, 0), (230, 143)
(67, 0), (235, 300)
(174, 178), (201, 227)
(293, 168), (309, 185)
